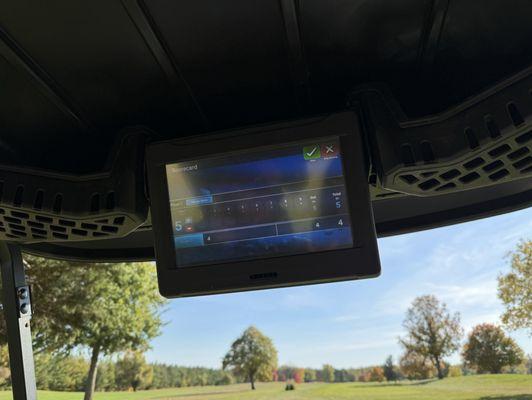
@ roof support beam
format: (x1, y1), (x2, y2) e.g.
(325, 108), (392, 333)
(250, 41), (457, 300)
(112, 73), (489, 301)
(0, 25), (94, 133)
(121, 0), (210, 130)
(416, 0), (451, 71)
(279, 0), (311, 111)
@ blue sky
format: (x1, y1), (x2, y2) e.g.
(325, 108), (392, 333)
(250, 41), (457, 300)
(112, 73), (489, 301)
(147, 207), (532, 369)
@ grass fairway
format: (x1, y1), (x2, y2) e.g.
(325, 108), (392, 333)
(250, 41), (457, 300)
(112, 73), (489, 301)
(0, 375), (529, 400)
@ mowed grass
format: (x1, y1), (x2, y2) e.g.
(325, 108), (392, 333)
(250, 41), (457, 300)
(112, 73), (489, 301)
(0, 374), (530, 400)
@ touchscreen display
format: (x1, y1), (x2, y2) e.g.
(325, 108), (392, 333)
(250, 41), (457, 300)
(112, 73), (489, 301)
(165, 138), (354, 267)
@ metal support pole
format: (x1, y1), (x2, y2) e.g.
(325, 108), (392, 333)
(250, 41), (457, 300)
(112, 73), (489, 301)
(0, 243), (37, 400)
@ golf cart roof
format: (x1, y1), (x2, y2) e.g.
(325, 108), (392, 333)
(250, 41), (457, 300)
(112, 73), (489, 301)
(0, 1), (531, 260)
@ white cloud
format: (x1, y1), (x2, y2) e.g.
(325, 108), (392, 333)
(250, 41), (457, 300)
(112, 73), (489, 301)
(278, 288), (326, 310)
(373, 210), (532, 318)
(425, 280), (499, 308)
(332, 314), (361, 323)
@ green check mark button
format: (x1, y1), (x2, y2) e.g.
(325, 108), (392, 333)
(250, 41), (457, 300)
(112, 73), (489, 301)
(303, 145), (321, 160)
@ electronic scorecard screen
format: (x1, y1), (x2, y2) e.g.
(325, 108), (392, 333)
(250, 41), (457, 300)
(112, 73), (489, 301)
(165, 138), (353, 267)
(147, 112), (380, 297)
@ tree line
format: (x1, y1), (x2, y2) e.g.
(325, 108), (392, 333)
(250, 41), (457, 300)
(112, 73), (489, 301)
(219, 322), (530, 391)
(1, 343), (528, 392)
(0, 349), (234, 392)
(221, 240), (531, 388)
(0, 239), (529, 394)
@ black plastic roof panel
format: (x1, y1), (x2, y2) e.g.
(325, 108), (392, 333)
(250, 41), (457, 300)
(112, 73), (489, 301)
(0, 1), (530, 260)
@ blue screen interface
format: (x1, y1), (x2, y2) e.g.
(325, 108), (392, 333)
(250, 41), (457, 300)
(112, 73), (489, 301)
(165, 138), (354, 267)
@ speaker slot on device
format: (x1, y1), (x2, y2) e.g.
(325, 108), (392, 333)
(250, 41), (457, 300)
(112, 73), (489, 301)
(485, 116), (501, 138)
(52, 194), (63, 213)
(463, 157), (484, 170)
(514, 156), (532, 170)
(507, 147), (529, 160)
(465, 128), (479, 149)
(489, 169), (510, 181)
(488, 144), (511, 158)
(507, 102), (525, 126)
(459, 172), (480, 184)
(418, 179), (439, 191)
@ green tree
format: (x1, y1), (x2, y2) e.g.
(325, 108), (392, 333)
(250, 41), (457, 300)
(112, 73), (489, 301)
(115, 350), (153, 391)
(22, 256), (165, 400)
(321, 364), (335, 382)
(383, 355), (397, 381)
(462, 323), (524, 374)
(52, 356), (88, 392)
(399, 350), (435, 380)
(448, 365), (462, 377)
(214, 371), (234, 385)
(399, 295), (463, 379)
(96, 359), (116, 391)
(498, 240), (531, 335)
(34, 353), (88, 392)
(0, 346), (10, 388)
(304, 369), (317, 382)
(222, 326), (277, 390)
(151, 363), (170, 388)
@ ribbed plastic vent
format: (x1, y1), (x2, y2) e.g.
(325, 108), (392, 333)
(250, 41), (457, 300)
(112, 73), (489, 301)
(393, 127), (531, 195)
(0, 206), (130, 242)
(355, 64), (532, 197)
(0, 132), (147, 243)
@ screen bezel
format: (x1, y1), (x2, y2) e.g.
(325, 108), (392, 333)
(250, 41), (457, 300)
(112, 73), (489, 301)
(147, 112), (380, 297)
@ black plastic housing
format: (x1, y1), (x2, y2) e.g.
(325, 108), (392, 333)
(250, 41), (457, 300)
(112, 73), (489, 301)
(0, 133), (148, 243)
(146, 112), (380, 297)
(354, 66), (532, 196)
